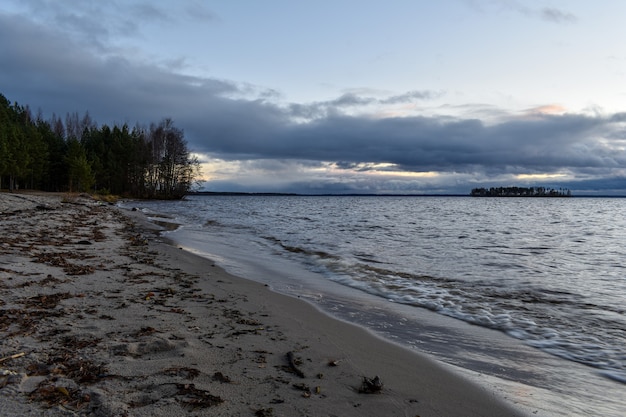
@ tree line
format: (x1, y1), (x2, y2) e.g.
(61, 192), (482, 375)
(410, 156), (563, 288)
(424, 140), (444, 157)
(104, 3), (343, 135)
(470, 186), (572, 197)
(0, 93), (199, 199)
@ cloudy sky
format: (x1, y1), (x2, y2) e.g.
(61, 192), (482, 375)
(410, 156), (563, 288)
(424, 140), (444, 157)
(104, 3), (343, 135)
(2, 1), (626, 194)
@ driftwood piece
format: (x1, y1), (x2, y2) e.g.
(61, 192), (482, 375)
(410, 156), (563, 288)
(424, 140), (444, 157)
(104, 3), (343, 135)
(285, 351), (305, 378)
(0, 352), (25, 363)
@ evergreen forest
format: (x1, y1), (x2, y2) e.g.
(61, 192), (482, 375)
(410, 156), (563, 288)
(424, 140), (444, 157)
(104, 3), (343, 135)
(0, 93), (200, 199)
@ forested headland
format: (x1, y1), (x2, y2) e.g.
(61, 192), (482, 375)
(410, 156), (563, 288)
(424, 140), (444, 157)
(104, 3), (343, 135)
(470, 186), (572, 197)
(0, 93), (200, 199)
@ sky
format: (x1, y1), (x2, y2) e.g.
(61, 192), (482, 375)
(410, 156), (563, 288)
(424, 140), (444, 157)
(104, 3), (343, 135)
(2, 0), (626, 195)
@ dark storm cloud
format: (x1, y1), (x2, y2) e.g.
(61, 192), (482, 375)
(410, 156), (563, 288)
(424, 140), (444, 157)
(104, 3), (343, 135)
(183, 100), (626, 182)
(2, 10), (625, 193)
(280, 114), (622, 174)
(0, 13), (238, 122)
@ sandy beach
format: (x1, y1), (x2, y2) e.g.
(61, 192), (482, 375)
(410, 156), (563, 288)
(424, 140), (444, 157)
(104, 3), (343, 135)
(0, 192), (526, 417)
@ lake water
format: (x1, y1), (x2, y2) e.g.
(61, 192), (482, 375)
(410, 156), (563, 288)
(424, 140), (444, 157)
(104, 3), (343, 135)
(122, 195), (626, 416)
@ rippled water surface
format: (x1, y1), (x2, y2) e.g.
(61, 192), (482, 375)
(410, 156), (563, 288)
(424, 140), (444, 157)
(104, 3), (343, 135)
(124, 195), (626, 416)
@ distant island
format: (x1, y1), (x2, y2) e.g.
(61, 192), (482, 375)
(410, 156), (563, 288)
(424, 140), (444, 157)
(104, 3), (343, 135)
(470, 187), (572, 197)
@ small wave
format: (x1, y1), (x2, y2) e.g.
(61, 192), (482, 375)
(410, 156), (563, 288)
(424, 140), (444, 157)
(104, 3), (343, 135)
(263, 236), (340, 261)
(149, 219), (181, 231)
(314, 261), (626, 384)
(355, 256), (385, 264)
(598, 370), (626, 384)
(521, 246), (553, 251)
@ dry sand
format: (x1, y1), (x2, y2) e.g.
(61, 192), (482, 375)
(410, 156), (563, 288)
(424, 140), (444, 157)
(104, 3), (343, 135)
(0, 191), (527, 416)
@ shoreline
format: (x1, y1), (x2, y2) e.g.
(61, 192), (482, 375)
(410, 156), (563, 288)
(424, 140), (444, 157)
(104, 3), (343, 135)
(0, 192), (527, 416)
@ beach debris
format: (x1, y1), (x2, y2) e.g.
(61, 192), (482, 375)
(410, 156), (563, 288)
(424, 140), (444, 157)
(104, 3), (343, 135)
(129, 234), (148, 246)
(0, 352), (25, 363)
(255, 408), (274, 417)
(91, 226), (106, 241)
(327, 359), (341, 367)
(292, 382), (311, 397)
(34, 252), (96, 275)
(52, 357), (108, 383)
(59, 335), (102, 351)
(212, 371), (232, 383)
(237, 317), (262, 326)
(0, 369), (18, 389)
(359, 375), (383, 394)
(253, 349), (269, 366)
(24, 292), (74, 309)
(0, 369), (19, 376)
(175, 383), (223, 410)
(134, 326), (158, 337)
(1, 308), (65, 337)
(159, 286), (177, 295)
(65, 263), (95, 275)
(162, 366), (200, 380)
(28, 381), (91, 410)
(40, 274), (66, 286)
(285, 351), (305, 378)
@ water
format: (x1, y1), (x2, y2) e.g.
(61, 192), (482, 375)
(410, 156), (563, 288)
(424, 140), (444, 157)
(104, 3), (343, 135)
(122, 195), (626, 416)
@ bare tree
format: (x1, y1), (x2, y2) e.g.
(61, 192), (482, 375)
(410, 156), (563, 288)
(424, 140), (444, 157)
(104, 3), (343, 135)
(146, 118), (199, 199)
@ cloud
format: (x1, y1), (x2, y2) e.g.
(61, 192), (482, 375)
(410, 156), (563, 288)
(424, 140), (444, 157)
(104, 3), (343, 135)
(524, 104), (567, 116)
(188, 107), (618, 171)
(381, 90), (441, 104)
(287, 90), (439, 120)
(184, 1), (219, 21)
(6, 0), (136, 48)
(540, 7), (577, 23)
(130, 3), (171, 23)
(0, 12), (239, 121)
(1, 8), (625, 194)
(464, 1), (577, 24)
(5, 0), (218, 53)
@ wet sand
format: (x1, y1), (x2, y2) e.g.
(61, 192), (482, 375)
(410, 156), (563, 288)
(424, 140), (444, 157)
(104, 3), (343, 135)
(0, 191), (526, 416)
